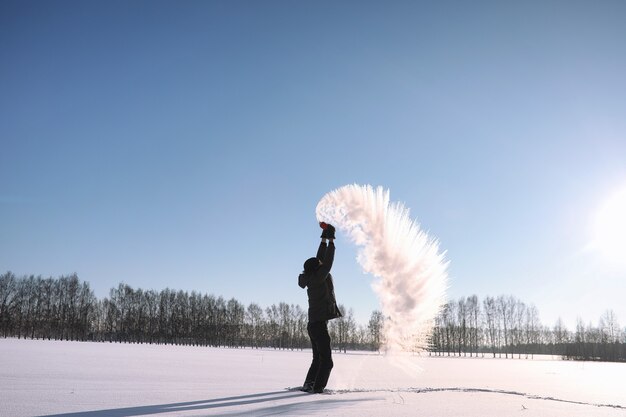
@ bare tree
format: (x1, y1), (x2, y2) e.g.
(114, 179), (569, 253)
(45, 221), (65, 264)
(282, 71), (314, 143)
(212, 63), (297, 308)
(442, 302), (457, 356)
(368, 310), (384, 352)
(457, 298), (468, 356)
(266, 304), (280, 348)
(245, 303), (264, 348)
(482, 296), (499, 357)
(466, 295), (480, 357)
(0, 272), (17, 337)
(524, 304), (540, 358)
(497, 295), (515, 358)
(329, 305), (356, 353)
(512, 300), (526, 358)
(600, 310), (620, 343)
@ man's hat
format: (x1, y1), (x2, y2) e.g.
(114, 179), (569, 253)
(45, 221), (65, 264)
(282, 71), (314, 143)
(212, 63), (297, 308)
(303, 257), (320, 272)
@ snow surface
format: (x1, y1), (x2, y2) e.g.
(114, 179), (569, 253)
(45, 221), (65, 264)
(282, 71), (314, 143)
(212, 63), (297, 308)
(1, 339), (625, 417)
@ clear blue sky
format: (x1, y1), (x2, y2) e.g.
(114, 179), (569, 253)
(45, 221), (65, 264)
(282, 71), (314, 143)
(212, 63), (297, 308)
(2, 1), (625, 330)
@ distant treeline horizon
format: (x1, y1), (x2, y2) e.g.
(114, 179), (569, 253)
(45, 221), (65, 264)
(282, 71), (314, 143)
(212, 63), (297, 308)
(1, 271), (624, 362)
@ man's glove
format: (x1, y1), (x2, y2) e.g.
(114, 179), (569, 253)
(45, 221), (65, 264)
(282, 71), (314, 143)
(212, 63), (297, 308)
(319, 222), (336, 240)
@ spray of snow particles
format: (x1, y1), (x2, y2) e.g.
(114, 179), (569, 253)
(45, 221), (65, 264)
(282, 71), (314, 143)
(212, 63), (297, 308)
(316, 184), (448, 353)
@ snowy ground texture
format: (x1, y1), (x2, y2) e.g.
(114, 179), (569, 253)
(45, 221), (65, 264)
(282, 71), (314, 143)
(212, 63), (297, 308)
(1, 339), (625, 417)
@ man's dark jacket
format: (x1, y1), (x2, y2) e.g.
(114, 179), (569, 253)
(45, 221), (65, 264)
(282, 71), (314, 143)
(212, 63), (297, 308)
(298, 241), (342, 323)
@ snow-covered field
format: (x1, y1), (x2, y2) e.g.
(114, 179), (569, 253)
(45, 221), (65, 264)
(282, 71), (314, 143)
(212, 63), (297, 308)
(1, 339), (624, 417)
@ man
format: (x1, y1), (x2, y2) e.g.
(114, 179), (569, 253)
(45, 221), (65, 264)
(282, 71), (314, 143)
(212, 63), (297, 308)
(298, 222), (342, 394)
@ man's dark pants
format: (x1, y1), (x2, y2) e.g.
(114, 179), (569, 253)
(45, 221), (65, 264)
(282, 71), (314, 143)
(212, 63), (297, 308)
(305, 320), (333, 390)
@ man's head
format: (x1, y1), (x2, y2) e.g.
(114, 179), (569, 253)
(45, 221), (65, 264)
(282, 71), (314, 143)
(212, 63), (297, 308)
(303, 257), (321, 273)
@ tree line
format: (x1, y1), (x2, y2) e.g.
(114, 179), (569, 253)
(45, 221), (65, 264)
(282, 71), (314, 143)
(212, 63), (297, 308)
(0, 272), (381, 351)
(430, 295), (625, 362)
(1, 272), (624, 361)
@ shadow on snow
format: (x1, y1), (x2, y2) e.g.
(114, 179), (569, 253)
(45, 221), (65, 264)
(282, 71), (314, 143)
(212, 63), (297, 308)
(37, 390), (375, 417)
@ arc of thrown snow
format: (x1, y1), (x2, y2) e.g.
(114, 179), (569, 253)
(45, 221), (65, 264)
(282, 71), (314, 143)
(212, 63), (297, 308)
(316, 184), (449, 352)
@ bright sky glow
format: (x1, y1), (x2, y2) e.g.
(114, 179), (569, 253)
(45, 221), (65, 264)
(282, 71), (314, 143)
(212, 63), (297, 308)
(592, 186), (626, 264)
(1, 1), (626, 331)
